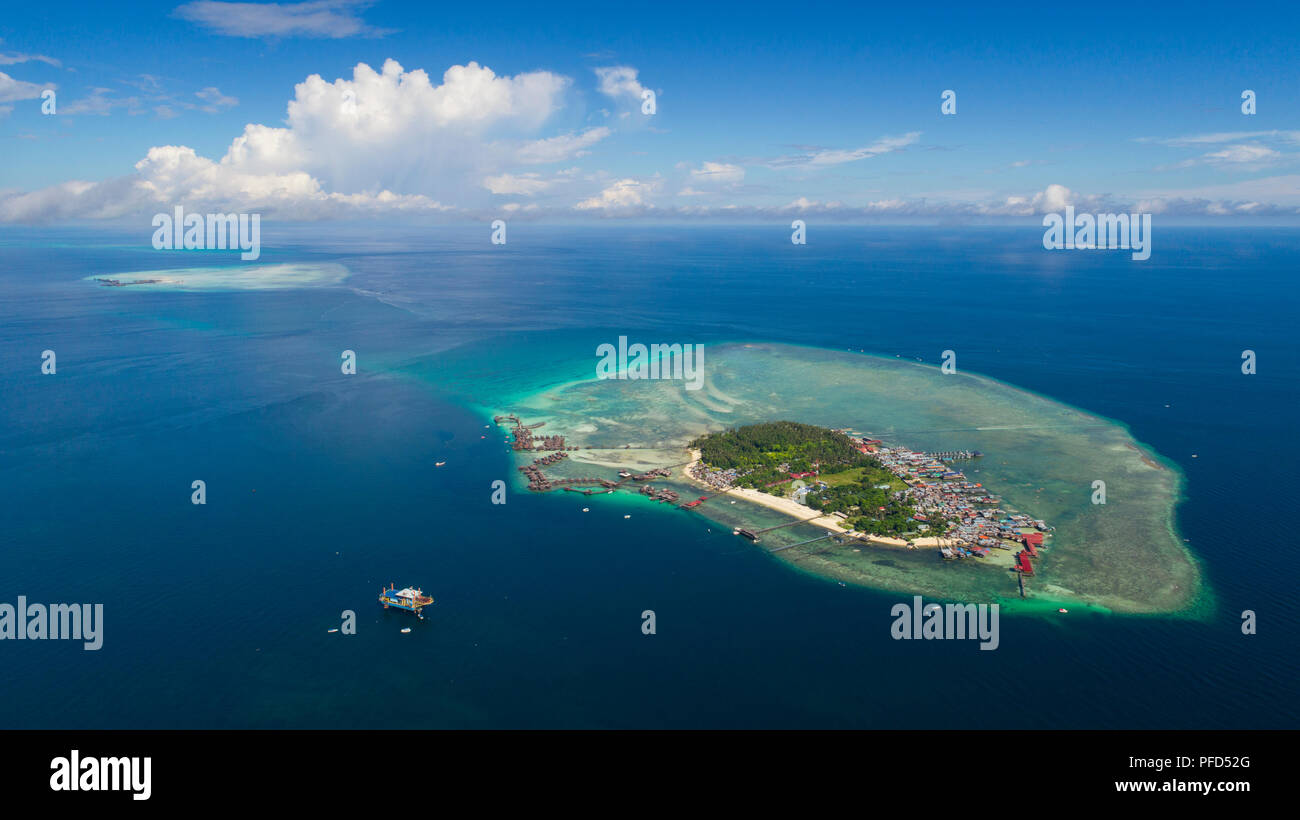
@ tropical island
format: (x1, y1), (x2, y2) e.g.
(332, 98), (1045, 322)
(463, 342), (1202, 615)
(687, 421), (1047, 571)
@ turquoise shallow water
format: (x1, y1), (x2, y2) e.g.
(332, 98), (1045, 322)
(0, 225), (1296, 727)
(468, 341), (1197, 614)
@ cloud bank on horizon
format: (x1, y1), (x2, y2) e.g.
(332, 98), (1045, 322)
(2, 1), (1299, 223)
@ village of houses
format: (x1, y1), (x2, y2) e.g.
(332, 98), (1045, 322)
(688, 430), (1052, 574)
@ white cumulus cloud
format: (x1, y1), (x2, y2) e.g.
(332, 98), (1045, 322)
(594, 66), (646, 103)
(575, 178), (656, 211)
(0, 58), (578, 222)
(483, 173), (552, 196)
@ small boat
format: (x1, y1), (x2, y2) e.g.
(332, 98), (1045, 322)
(582, 507), (589, 512)
(327, 628), (339, 633)
(1058, 608), (1068, 613)
(623, 514), (631, 519)
(400, 627), (411, 634)
(435, 461), (446, 467)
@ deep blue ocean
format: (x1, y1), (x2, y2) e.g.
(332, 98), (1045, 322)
(1, 225), (1296, 728)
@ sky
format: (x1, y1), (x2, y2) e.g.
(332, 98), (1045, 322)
(1, 0), (1298, 224)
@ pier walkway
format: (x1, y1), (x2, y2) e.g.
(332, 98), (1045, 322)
(767, 533), (835, 553)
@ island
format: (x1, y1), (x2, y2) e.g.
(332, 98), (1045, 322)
(93, 277), (164, 287)
(687, 421), (1047, 574)
(84, 262), (349, 291)
(463, 341), (1202, 615)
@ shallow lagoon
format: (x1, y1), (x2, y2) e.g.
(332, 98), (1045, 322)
(492, 342), (1201, 615)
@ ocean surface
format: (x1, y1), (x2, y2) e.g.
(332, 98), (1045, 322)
(0, 224), (1296, 728)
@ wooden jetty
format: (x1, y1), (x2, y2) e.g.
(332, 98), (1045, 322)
(752, 514), (827, 535)
(767, 533), (835, 553)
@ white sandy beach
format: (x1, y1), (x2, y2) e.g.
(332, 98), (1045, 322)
(680, 449), (956, 551)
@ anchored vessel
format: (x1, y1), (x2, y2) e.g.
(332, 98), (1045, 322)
(379, 584), (434, 619)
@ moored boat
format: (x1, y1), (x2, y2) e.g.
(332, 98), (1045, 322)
(379, 584), (434, 619)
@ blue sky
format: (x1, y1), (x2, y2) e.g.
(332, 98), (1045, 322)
(2, 0), (1298, 223)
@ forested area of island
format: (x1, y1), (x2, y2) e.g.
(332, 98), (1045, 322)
(690, 421), (867, 480)
(804, 481), (935, 536)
